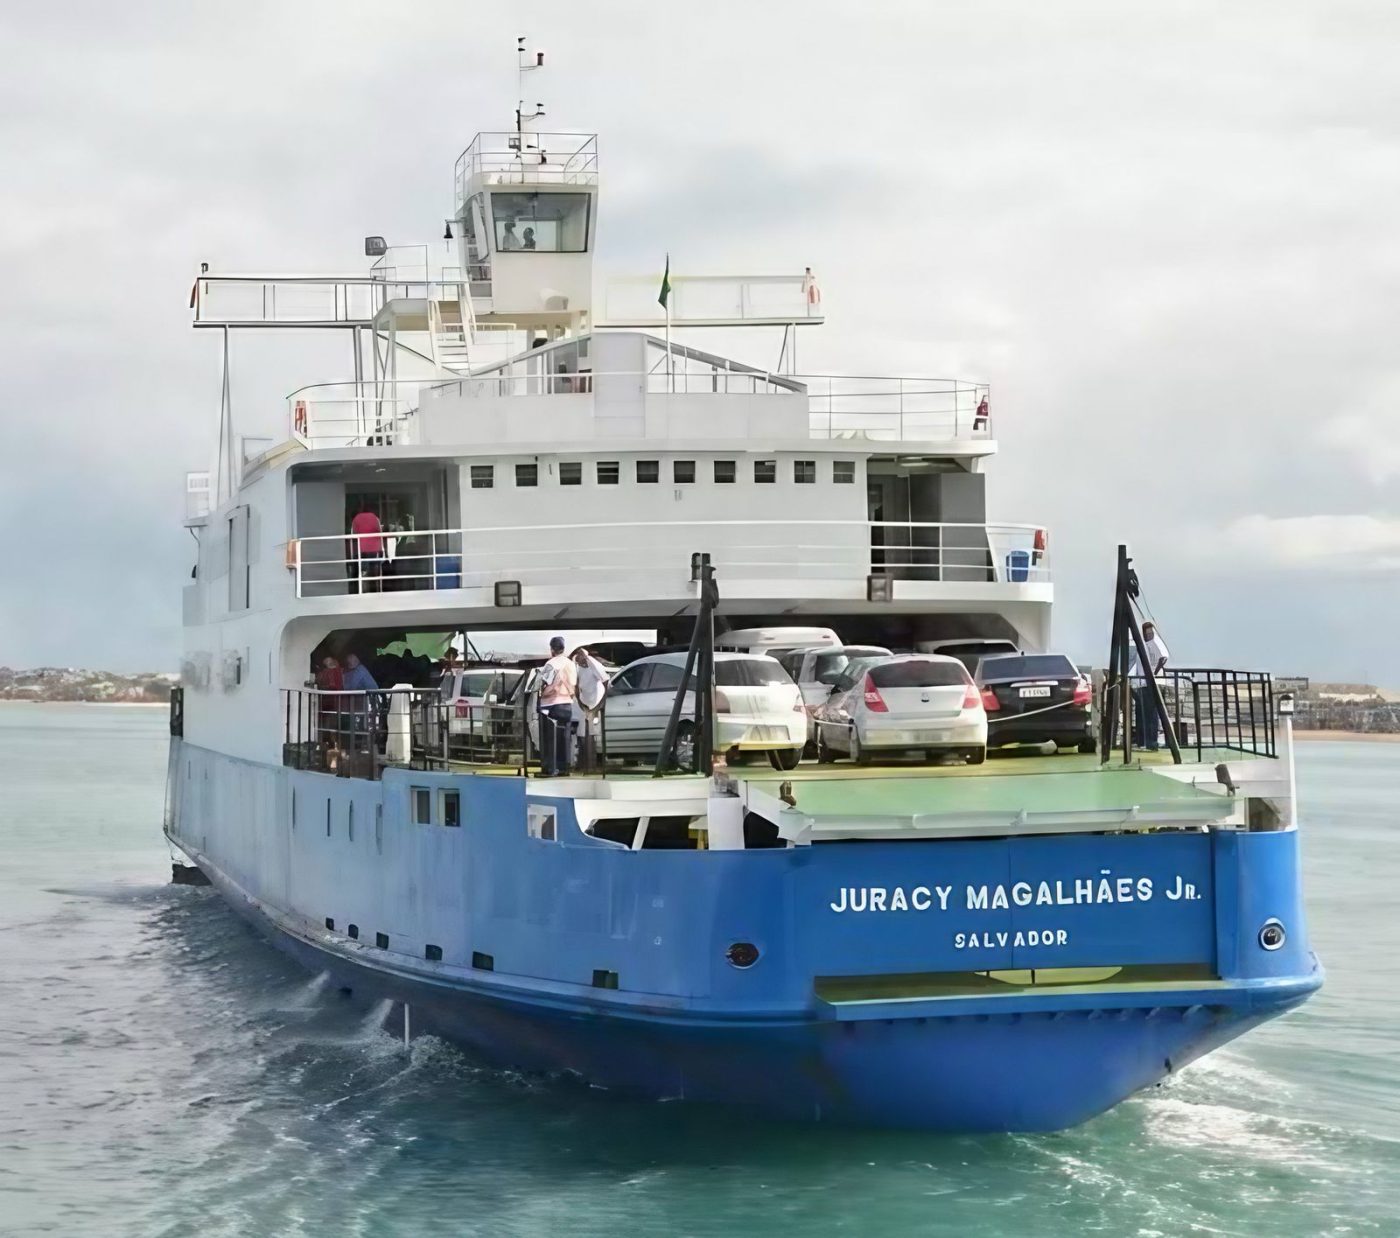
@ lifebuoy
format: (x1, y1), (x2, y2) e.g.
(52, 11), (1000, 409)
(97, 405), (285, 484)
(293, 399), (308, 437)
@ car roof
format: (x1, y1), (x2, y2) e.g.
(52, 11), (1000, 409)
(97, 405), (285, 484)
(630, 651), (780, 667)
(977, 652), (1079, 679)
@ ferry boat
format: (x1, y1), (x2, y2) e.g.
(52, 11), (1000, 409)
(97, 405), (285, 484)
(165, 53), (1321, 1131)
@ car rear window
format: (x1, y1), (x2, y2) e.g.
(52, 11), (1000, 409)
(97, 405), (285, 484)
(716, 660), (793, 687)
(868, 660), (967, 688)
(980, 655), (1077, 681)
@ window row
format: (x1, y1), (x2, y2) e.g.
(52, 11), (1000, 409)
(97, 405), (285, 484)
(470, 459), (858, 489)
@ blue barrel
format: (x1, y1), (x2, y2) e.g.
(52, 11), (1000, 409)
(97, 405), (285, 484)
(434, 554), (462, 590)
(1005, 549), (1030, 583)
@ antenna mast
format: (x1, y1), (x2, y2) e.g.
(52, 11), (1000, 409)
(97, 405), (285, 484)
(514, 36), (546, 157)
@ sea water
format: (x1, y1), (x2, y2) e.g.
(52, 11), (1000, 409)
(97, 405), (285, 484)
(1, 704), (1396, 1237)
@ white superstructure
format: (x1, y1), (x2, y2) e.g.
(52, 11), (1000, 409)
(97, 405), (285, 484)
(179, 79), (1051, 766)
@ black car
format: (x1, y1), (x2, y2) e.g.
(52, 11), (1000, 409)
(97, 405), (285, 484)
(975, 653), (1096, 753)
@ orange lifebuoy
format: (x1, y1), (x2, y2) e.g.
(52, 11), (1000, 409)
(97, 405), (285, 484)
(293, 399), (308, 437)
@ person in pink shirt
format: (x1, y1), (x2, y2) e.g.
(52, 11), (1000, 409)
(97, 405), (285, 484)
(537, 636), (578, 776)
(349, 507), (384, 593)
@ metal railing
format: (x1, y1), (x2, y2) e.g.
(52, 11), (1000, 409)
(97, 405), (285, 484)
(290, 520), (1048, 599)
(454, 132), (599, 203)
(1113, 670), (1277, 760)
(294, 530), (466, 597)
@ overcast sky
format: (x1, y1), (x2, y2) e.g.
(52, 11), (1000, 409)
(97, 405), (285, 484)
(1, 1), (1397, 682)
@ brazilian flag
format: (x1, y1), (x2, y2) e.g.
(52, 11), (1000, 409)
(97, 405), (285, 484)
(658, 254), (671, 308)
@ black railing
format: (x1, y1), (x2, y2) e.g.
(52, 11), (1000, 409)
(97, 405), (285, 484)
(1109, 669), (1276, 760)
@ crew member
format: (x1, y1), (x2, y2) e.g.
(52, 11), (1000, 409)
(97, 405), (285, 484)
(1128, 621), (1171, 751)
(537, 636), (578, 777)
(349, 507), (384, 593)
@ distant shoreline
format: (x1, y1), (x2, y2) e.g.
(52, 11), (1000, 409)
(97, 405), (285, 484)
(1293, 729), (1400, 744)
(0, 700), (166, 708)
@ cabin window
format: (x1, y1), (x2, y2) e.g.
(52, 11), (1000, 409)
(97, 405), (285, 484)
(636, 460), (659, 483)
(491, 191), (591, 253)
(442, 789), (461, 828)
(515, 463), (538, 487)
(714, 460), (736, 484)
(425, 944), (443, 962)
(560, 462), (583, 486)
(375, 932), (389, 949)
(411, 787), (432, 825)
(673, 460), (696, 484)
(470, 465), (494, 489)
(794, 460), (816, 484)
(528, 804), (557, 841)
(597, 461), (620, 485)
(754, 460), (776, 484)
(834, 460), (856, 484)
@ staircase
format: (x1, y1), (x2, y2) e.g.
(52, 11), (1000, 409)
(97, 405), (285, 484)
(432, 300), (473, 373)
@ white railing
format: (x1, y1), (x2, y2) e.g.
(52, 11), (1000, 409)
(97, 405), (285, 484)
(288, 383), (422, 448)
(293, 529), (466, 597)
(291, 521), (1048, 599)
(603, 274), (821, 326)
(454, 132), (599, 203)
(192, 274), (472, 327)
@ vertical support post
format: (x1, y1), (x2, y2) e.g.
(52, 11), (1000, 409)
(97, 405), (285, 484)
(1279, 693), (1298, 828)
(403, 1002), (411, 1049)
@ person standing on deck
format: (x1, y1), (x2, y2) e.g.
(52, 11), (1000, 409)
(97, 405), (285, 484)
(315, 654), (344, 748)
(342, 653), (380, 748)
(349, 507), (384, 593)
(1128, 621), (1170, 750)
(537, 637), (578, 777)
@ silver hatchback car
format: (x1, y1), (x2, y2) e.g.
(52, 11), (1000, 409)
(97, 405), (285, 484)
(814, 654), (989, 765)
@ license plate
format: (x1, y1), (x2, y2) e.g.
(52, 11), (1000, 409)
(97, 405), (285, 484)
(1019, 686), (1051, 699)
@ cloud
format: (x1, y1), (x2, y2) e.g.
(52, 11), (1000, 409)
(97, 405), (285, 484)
(1190, 513), (1400, 571)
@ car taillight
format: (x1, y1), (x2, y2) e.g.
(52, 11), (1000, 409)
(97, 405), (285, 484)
(793, 693), (806, 713)
(1072, 680), (1092, 706)
(863, 675), (887, 712)
(962, 683), (981, 710)
(454, 701), (469, 718)
(714, 688), (732, 714)
(980, 687), (1000, 712)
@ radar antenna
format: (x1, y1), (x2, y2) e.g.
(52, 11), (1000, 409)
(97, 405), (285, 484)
(514, 36), (547, 164)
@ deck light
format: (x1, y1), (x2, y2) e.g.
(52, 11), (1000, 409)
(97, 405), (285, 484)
(867, 574), (893, 603)
(443, 220), (454, 242)
(364, 236), (387, 257)
(494, 580), (522, 607)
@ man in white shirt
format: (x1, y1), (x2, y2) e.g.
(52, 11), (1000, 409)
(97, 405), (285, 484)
(537, 636), (578, 776)
(1128, 621), (1170, 750)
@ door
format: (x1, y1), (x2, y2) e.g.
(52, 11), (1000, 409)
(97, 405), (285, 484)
(630, 662), (694, 752)
(600, 663), (655, 753)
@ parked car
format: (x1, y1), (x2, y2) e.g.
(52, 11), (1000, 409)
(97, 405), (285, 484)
(777, 643), (894, 749)
(715, 625), (841, 659)
(418, 664), (529, 758)
(916, 638), (1019, 674)
(815, 654), (988, 765)
(975, 653), (1096, 753)
(601, 652), (808, 770)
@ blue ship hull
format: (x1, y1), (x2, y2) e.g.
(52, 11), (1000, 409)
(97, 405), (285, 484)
(170, 747), (1322, 1132)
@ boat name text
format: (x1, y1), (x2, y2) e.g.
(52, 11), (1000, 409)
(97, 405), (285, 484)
(828, 875), (1202, 914)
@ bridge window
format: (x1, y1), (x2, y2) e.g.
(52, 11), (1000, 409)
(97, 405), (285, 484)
(560, 462), (582, 486)
(754, 460), (776, 484)
(515, 463), (537, 487)
(492, 191), (591, 253)
(834, 460), (856, 484)
(794, 460), (816, 484)
(714, 460), (736, 484)
(597, 461), (620, 485)
(470, 465), (494, 489)
(636, 460), (659, 483)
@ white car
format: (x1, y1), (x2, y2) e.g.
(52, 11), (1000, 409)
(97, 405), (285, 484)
(814, 654), (988, 765)
(601, 652), (808, 770)
(714, 625), (841, 659)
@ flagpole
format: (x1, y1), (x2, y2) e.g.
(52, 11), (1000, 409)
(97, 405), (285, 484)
(666, 294), (673, 394)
